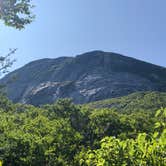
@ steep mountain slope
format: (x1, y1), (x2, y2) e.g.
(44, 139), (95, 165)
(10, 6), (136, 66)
(1, 51), (166, 106)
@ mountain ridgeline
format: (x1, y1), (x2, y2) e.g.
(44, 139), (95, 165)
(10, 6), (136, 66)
(1, 51), (166, 106)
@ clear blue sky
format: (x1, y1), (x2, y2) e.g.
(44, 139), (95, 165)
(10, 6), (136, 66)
(0, 0), (166, 72)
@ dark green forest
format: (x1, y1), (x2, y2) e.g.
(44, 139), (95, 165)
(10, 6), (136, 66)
(0, 92), (165, 165)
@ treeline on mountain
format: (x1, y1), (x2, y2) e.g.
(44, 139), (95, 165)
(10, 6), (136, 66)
(0, 92), (165, 165)
(87, 91), (166, 112)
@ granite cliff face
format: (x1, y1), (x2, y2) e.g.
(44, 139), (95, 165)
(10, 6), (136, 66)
(1, 51), (166, 106)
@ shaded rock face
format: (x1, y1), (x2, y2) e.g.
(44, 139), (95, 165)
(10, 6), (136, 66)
(1, 51), (166, 106)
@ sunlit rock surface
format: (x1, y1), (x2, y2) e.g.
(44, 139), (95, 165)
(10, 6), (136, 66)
(1, 51), (166, 106)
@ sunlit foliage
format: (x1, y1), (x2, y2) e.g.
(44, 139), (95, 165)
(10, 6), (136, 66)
(0, 0), (34, 29)
(0, 95), (165, 165)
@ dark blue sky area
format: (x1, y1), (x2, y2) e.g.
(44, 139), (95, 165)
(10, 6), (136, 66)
(0, 0), (166, 71)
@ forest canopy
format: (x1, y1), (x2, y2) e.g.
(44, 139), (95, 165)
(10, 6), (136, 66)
(0, 94), (165, 165)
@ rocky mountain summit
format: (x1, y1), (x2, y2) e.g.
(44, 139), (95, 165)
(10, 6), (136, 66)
(1, 51), (166, 106)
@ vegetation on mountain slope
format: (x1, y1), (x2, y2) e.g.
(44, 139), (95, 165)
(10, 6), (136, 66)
(0, 92), (165, 165)
(87, 91), (166, 113)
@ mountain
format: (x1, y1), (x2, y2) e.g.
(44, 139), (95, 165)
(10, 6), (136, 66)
(1, 51), (166, 106)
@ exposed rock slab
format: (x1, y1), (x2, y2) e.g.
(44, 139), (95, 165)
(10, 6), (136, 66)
(1, 51), (166, 106)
